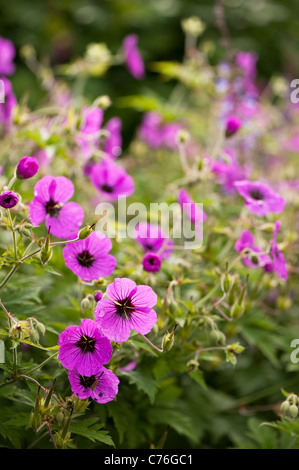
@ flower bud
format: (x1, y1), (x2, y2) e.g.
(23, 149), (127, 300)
(80, 297), (91, 313)
(94, 292), (103, 302)
(162, 325), (178, 352)
(230, 302), (245, 319)
(142, 252), (162, 273)
(78, 225), (93, 240)
(281, 400), (290, 414)
(30, 328), (40, 344)
(289, 404), (298, 418)
(210, 329), (222, 343)
(56, 410), (66, 427)
(16, 156), (39, 179)
(0, 191), (18, 209)
(225, 116), (242, 138)
(36, 321), (46, 336)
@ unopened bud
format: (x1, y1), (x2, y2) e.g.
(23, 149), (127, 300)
(289, 404), (298, 418)
(230, 303), (244, 319)
(162, 325), (178, 352)
(281, 400), (290, 414)
(221, 273), (235, 294)
(78, 225), (93, 240)
(56, 410), (66, 427)
(210, 330), (222, 343)
(81, 297), (91, 313)
(36, 322), (46, 336)
(30, 328), (40, 344)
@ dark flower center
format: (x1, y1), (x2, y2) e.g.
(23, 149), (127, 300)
(249, 189), (264, 201)
(145, 243), (153, 251)
(4, 196), (12, 205)
(76, 335), (96, 353)
(46, 198), (62, 217)
(79, 372), (104, 395)
(147, 256), (157, 266)
(115, 297), (135, 319)
(100, 184), (114, 194)
(77, 250), (95, 267)
(80, 374), (97, 389)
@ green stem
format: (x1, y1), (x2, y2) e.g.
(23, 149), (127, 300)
(0, 237), (81, 291)
(6, 209), (17, 259)
(0, 264), (20, 290)
(0, 298), (17, 324)
(27, 351), (59, 375)
(140, 334), (163, 353)
(6, 175), (17, 190)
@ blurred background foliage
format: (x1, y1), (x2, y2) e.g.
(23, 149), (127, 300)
(1, 0), (299, 148)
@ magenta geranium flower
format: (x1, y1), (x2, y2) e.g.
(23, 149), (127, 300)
(104, 117), (122, 159)
(134, 222), (173, 259)
(63, 231), (116, 282)
(89, 157), (134, 199)
(236, 51), (258, 80)
(235, 230), (271, 269)
(95, 292), (103, 302)
(234, 180), (285, 216)
(0, 78), (17, 126)
(58, 318), (113, 376)
(138, 112), (182, 150)
(77, 106), (103, 159)
(0, 37), (15, 75)
(16, 156), (39, 179)
(265, 221), (288, 281)
(68, 366), (119, 403)
(225, 115), (242, 137)
(178, 188), (206, 239)
(0, 190), (18, 209)
(122, 34), (145, 80)
(94, 278), (157, 342)
(29, 175), (84, 238)
(142, 252), (162, 273)
(210, 149), (247, 194)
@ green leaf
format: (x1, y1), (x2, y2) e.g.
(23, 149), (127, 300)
(70, 418), (114, 447)
(188, 369), (208, 390)
(118, 370), (159, 404)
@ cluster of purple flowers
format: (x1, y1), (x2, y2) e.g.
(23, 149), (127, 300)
(0, 37), (17, 127)
(58, 277), (158, 401)
(58, 318), (119, 403)
(235, 221), (288, 281)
